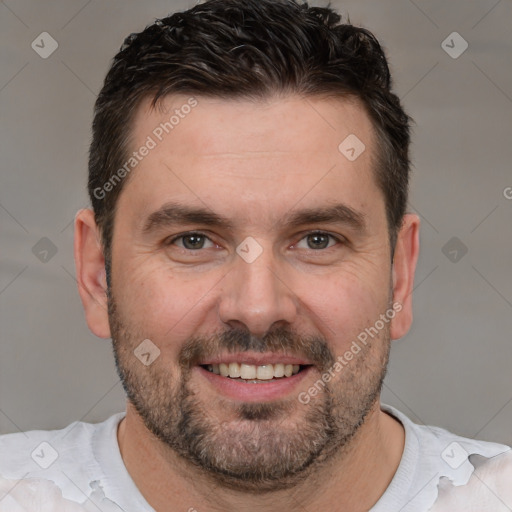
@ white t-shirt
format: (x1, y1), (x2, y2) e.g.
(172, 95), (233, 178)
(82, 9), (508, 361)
(0, 404), (510, 511)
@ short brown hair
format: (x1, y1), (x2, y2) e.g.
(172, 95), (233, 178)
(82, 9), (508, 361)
(88, 0), (411, 281)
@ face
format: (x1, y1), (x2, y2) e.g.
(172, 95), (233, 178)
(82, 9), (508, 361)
(106, 94), (396, 491)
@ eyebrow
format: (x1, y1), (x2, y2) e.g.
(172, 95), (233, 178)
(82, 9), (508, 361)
(284, 204), (366, 232)
(142, 203), (236, 234)
(142, 202), (366, 235)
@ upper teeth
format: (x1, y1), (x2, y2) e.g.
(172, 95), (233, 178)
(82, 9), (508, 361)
(206, 363), (301, 379)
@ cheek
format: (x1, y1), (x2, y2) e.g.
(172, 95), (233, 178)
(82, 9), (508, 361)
(300, 268), (390, 350)
(113, 259), (220, 344)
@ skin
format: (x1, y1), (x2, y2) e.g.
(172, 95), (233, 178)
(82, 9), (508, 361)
(74, 94), (420, 511)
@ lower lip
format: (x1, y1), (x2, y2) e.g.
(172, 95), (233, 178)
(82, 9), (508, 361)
(196, 365), (313, 402)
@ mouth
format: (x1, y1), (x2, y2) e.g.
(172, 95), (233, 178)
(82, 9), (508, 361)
(196, 355), (314, 402)
(200, 362), (308, 382)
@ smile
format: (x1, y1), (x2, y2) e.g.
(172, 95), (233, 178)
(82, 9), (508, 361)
(197, 361), (313, 402)
(203, 362), (303, 381)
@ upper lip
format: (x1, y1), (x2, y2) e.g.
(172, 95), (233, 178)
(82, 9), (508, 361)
(198, 352), (313, 366)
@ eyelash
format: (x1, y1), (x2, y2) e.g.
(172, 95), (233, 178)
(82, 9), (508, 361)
(166, 230), (344, 251)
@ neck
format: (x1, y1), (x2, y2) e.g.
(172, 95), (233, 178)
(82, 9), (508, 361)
(117, 400), (405, 512)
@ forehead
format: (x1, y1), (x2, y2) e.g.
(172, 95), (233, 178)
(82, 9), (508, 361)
(118, 93), (382, 231)
(132, 93), (374, 160)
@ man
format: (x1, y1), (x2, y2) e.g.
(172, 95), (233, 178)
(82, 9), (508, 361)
(0, 1), (510, 511)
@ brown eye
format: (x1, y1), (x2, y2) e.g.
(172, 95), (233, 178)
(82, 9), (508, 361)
(295, 232), (339, 250)
(306, 233), (330, 249)
(182, 234), (205, 249)
(170, 233), (214, 250)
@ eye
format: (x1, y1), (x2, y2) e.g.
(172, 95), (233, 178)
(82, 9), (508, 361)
(295, 231), (340, 250)
(169, 232), (215, 250)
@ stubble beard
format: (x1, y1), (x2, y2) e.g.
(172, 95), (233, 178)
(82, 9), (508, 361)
(108, 293), (391, 493)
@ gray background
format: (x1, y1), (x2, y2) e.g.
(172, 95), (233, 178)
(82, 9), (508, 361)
(1, 0), (511, 444)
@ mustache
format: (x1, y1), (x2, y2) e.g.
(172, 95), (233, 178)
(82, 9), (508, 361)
(178, 326), (335, 371)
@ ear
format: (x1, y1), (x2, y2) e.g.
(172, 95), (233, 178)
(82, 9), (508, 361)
(390, 213), (420, 340)
(74, 208), (111, 339)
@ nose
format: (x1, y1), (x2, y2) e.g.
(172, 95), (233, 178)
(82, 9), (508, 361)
(218, 247), (298, 337)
